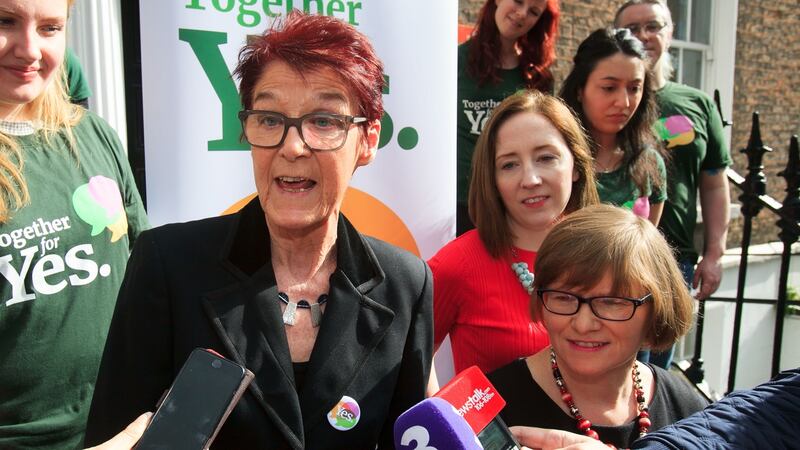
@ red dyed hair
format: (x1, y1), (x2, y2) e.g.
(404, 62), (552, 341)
(234, 11), (385, 123)
(468, 0), (560, 91)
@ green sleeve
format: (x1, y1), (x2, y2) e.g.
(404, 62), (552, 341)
(65, 48), (93, 104)
(108, 127), (149, 246)
(700, 95), (732, 171)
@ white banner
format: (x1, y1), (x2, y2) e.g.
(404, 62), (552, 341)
(138, 1), (456, 261)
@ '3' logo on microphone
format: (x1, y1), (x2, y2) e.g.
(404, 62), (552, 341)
(400, 425), (442, 450)
(394, 397), (483, 450)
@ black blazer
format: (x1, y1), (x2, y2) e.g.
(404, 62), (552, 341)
(84, 198), (432, 449)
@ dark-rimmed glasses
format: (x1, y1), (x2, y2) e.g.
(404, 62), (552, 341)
(622, 21), (667, 36)
(537, 288), (652, 321)
(238, 110), (367, 152)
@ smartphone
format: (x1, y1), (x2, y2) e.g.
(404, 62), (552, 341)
(134, 348), (255, 450)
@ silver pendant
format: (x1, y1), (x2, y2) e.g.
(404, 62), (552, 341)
(310, 302), (322, 327)
(282, 301), (298, 326)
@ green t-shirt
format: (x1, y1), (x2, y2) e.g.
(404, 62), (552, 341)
(0, 112), (148, 449)
(596, 147), (667, 217)
(65, 48), (92, 104)
(654, 82), (731, 263)
(457, 41), (526, 204)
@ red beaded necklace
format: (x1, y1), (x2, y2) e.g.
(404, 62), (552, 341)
(549, 348), (651, 448)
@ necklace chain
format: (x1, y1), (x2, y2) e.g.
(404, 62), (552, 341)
(595, 160), (617, 174)
(594, 148), (624, 174)
(550, 348), (650, 448)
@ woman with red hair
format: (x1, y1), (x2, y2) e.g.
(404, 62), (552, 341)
(456, 0), (560, 235)
(85, 12), (431, 449)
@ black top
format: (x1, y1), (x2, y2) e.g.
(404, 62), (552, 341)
(488, 359), (709, 449)
(293, 361), (310, 393)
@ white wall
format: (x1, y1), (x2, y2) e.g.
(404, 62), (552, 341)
(678, 242), (800, 394)
(67, 0), (128, 150)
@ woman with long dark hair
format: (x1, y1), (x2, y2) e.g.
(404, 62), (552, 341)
(615, 0), (731, 313)
(456, 0), (560, 235)
(560, 28), (666, 225)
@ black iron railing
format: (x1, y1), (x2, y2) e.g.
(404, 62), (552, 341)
(682, 91), (800, 394)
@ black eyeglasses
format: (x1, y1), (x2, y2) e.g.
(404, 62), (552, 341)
(623, 21), (667, 36)
(537, 288), (652, 321)
(238, 110), (367, 152)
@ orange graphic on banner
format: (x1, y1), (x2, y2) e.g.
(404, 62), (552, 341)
(222, 188), (420, 257)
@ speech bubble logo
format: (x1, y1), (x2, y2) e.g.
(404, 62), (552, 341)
(72, 175), (128, 242)
(655, 115), (695, 148)
(622, 196), (651, 218)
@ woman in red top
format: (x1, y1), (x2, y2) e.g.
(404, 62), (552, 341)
(431, 90), (598, 376)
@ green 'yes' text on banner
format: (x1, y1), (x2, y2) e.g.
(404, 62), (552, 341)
(179, 27), (419, 152)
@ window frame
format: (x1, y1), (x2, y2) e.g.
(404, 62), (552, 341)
(666, 0), (737, 145)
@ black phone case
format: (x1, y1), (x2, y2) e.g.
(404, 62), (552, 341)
(134, 348), (255, 450)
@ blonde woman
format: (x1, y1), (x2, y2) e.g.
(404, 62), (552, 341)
(0, 1), (147, 448)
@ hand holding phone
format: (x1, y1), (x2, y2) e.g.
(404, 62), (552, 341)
(84, 412), (152, 450)
(133, 348), (254, 450)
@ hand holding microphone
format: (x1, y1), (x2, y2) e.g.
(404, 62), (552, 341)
(509, 426), (609, 450)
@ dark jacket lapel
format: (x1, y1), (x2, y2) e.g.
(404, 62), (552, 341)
(299, 216), (395, 432)
(200, 198), (395, 446)
(202, 199), (304, 448)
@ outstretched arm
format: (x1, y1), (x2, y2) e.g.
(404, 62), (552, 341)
(694, 169), (730, 299)
(510, 426), (609, 450)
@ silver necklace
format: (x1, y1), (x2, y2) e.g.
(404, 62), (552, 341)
(278, 292), (328, 327)
(594, 148), (624, 174)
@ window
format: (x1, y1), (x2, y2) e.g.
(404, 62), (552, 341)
(667, 0), (713, 89)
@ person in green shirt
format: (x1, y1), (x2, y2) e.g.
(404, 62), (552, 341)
(457, 0), (560, 235)
(0, 1), (148, 448)
(560, 27), (667, 225)
(615, 0), (732, 368)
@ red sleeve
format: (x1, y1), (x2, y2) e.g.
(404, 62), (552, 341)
(428, 243), (464, 352)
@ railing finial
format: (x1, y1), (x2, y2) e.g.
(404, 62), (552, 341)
(773, 135), (800, 378)
(777, 135), (800, 243)
(747, 112), (764, 155)
(778, 136), (800, 199)
(740, 112), (772, 215)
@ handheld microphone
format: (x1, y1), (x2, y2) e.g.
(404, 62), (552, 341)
(435, 366), (520, 450)
(393, 397), (483, 450)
